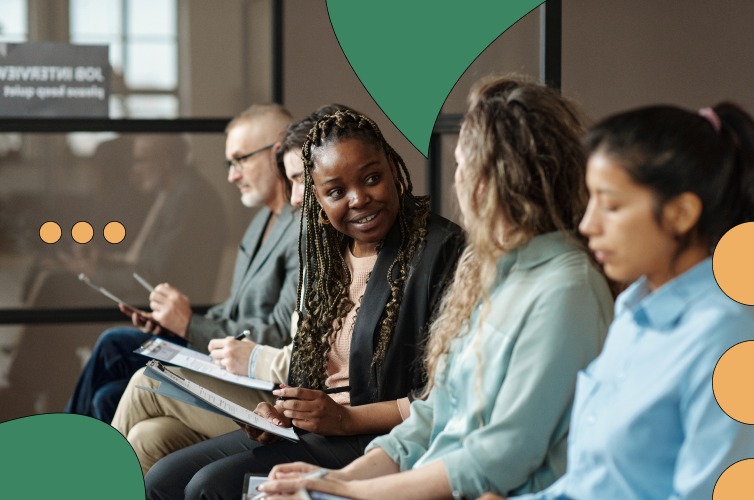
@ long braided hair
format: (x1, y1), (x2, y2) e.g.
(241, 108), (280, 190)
(288, 110), (430, 390)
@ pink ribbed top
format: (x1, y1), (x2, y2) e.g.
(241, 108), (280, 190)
(325, 247), (377, 406)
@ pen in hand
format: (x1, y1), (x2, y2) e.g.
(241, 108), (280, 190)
(323, 386), (351, 395)
(235, 329), (251, 340)
(250, 469), (329, 500)
(275, 385), (350, 402)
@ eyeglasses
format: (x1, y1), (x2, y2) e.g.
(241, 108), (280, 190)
(225, 144), (274, 173)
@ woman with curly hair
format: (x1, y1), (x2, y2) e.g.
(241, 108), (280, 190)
(258, 75), (614, 500)
(145, 109), (465, 499)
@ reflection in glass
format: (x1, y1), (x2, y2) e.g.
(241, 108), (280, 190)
(70, 0), (178, 117)
(128, 0), (176, 37)
(0, 0), (27, 42)
(126, 42), (177, 89)
(70, 0), (121, 38)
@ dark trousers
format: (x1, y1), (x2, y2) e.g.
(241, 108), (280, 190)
(145, 429), (378, 500)
(65, 327), (185, 422)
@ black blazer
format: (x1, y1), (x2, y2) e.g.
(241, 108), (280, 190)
(290, 202), (465, 406)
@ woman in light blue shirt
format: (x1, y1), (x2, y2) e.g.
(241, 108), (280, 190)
(257, 76), (614, 499)
(503, 103), (754, 500)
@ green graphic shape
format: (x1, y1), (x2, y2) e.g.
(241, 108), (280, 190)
(327, 0), (544, 156)
(0, 414), (144, 499)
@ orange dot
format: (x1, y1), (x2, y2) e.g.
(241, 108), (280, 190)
(714, 459), (754, 499)
(713, 222), (754, 305)
(71, 221), (94, 244)
(103, 221), (126, 244)
(713, 341), (754, 424)
(39, 221), (62, 244)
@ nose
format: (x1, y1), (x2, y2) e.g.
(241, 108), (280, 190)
(348, 188), (370, 208)
(227, 166), (240, 184)
(579, 198), (599, 237)
(290, 184), (304, 207)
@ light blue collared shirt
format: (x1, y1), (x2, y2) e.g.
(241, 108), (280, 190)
(366, 232), (614, 498)
(515, 258), (754, 500)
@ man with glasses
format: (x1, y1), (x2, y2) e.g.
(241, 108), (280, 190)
(66, 104), (298, 423)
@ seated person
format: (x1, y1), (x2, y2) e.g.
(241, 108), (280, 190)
(142, 108), (466, 499)
(64, 104), (298, 422)
(4, 133), (227, 420)
(112, 104), (354, 474)
(503, 103), (754, 499)
(258, 75), (614, 500)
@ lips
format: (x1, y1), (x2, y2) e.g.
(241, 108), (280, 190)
(354, 213), (377, 224)
(350, 210), (381, 229)
(590, 247), (611, 264)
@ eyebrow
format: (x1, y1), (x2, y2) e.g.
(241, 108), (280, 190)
(319, 160), (380, 186)
(593, 188), (621, 196)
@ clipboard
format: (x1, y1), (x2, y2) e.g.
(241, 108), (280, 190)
(78, 273), (181, 338)
(141, 360), (298, 442)
(78, 272), (137, 311)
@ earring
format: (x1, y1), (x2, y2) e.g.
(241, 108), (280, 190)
(319, 208), (330, 225)
(396, 181), (405, 196)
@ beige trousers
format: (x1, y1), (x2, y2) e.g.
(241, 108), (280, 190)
(111, 367), (275, 474)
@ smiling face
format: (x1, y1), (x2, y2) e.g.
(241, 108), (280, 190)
(310, 138), (401, 257)
(579, 151), (688, 289)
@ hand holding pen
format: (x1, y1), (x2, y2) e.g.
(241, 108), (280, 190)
(270, 384), (351, 435)
(251, 468), (331, 500)
(207, 330), (257, 375)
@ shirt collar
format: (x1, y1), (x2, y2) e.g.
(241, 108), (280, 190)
(497, 231), (579, 277)
(616, 257), (713, 330)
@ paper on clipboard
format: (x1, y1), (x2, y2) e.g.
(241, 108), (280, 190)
(141, 360), (298, 442)
(134, 337), (275, 391)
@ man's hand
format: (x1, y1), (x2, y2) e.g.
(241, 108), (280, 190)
(119, 303), (165, 335)
(208, 336), (258, 376)
(148, 283), (191, 338)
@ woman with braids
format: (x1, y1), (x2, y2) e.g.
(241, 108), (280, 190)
(110, 104), (351, 475)
(144, 109), (465, 499)
(257, 75), (615, 500)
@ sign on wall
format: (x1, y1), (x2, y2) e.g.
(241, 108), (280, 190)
(0, 42), (109, 117)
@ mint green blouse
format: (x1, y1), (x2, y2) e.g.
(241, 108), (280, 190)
(366, 232), (614, 498)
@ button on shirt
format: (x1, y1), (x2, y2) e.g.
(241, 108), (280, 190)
(366, 232), (614, 498)
(515, 258), (754, 500)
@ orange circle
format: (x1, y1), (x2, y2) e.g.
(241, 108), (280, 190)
(713, 458), (754, 499)
(713, 222), (754, 305)
(71, 221), (94, 244)
(103, 221), (126, 244)
(713, 341), (754, 424)
(39, 221), (62, 244)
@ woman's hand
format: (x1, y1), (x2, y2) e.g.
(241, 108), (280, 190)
(258, 469), (357, 499)
(273, 386), (350, 435)
(239, 401), (292, 445)
(208, 336), (257, 375)
(268, 462), (329, 480)
(476, 494), (507, 500)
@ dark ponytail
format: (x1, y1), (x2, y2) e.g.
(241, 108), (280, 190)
(586, 102), (754, 252)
